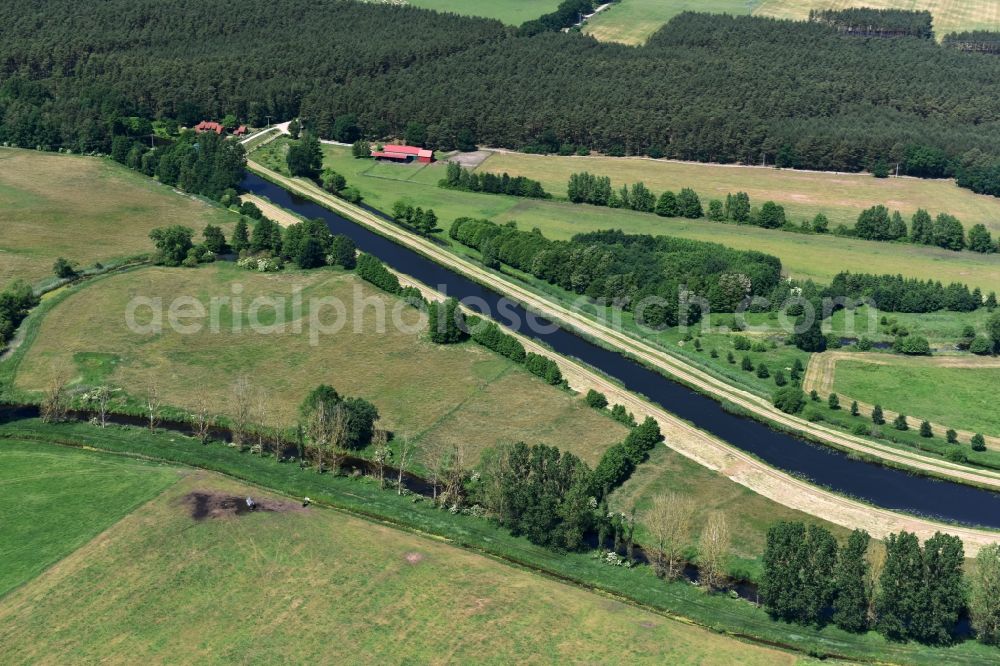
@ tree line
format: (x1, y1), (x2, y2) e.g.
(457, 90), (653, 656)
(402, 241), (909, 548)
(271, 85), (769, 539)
(825, 272), (986, 313)
(448, 217), (784, 321)
(808, 9), (934, 39)
(854, 205), (996, 253)
(566, 171), (998, 252)
(761, 522), (1000, 646)
(8, 3), (1000, 197)
(441, 162), (549, 199)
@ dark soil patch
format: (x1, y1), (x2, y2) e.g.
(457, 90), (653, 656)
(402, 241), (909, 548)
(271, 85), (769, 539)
(183, 491), (302, 520)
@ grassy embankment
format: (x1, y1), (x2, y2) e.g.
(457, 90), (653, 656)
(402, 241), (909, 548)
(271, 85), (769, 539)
(582, 0), (1000, 45)
(8, 263), (624, 467)
(0, 437), (797, 664)
(0, 147), (237, 288)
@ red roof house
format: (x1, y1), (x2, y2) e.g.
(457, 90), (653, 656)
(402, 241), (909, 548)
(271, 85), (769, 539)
(233, 125), (248, 136)
(194, 121), (226, 135)
(371, 144), (434, 164)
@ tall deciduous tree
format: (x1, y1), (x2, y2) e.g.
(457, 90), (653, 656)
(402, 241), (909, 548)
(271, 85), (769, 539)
(698, 511), (730, 592)
(971, 543), (1000, 645)
(644, 492), (697, 580)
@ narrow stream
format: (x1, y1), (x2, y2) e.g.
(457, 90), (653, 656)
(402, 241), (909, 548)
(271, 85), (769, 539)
(241, 172), (1000, 529)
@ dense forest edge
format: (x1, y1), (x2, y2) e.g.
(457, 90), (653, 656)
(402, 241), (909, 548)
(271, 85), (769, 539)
(3, 3), (1000, 196)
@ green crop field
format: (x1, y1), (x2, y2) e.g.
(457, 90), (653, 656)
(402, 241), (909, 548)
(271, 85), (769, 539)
(0, 460), (795, 664)
(0, 439), (180, 596)
(584, 0), (750, 44)
(582, 0), (1000, 45)
(12, 263), (625, 465)
(0, 148), (237, 288)
(402, 0), (561, 24)
(757, 0), (1000, 39)
(294, 142), (1000, 294)
(833, 358), (1000, 436)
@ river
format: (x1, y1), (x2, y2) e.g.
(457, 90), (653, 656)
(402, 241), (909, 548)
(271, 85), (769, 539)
(241, 172), (1000, 529)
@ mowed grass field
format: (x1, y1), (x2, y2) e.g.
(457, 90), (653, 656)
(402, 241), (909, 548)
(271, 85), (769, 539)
(0, 465), (794, 664)
(13, 263), (625, 465)
(583, 0), (749, 43)
(403, 0), (561, 24)
(833, 358), (1000, 436)
(582, 0), (1000, 45)
(0, 148), (237, 287)
(0, 439), (180, 596)
(298, 143), (1000, 293)
(757, 0), (1000, 38)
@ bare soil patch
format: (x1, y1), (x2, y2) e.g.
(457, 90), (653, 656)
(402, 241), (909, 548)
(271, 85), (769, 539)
(182, 490), (302, 520)
(446, 150), (494, 169)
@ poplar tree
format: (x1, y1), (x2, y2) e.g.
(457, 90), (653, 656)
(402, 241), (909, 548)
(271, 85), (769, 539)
(832, 530), (871, 632)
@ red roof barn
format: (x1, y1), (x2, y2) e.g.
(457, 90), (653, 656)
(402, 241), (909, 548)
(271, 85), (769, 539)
(371, 144), (434, 164)
(194, 121), (226, 135)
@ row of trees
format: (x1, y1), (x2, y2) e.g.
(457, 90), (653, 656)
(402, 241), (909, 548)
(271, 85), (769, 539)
(808, 8), (934, 39)
(441, 162), (548, 199)
(825, 272), (987, 313)
(391, 202), (440, 237)
(855, 206), (996, 253)
(448, 216), (783, 318)
(761, 522), (1000, 646)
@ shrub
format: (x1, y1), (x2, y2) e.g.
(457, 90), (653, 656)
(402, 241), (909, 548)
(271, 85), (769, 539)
(52, 257), (78, 279)
(896, 334), (931, 355)
(893, 414), (908, 431)
(970, 336), (993, 355)
(610, 404), (636, 427)
(756, 363), (770, 379)
(946, 429), (958, 444)
(946, 448), (968, 463)
(828, 393), (840, 410)
(773, 386), (806, 414)
(585, 389), (609, 410)
(852, 423), (870, 436)
(972, 433), (987, 451)
(525, 353), (562, 385)
(920, 421), (933, 438)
